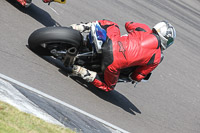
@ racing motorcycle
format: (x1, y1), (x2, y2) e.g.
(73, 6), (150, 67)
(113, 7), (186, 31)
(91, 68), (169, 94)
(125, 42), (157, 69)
(28, 22), (151, 83)
(17, 0), (66, 8)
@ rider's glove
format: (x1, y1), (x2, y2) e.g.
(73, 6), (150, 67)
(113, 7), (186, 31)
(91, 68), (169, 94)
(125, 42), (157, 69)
(128, 74), (139, 87)
(131, 80), (135, 84)
(70, 22), (92, 33)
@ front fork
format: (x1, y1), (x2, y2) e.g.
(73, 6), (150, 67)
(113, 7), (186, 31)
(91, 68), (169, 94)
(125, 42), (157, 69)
(63, 47), (77, 67)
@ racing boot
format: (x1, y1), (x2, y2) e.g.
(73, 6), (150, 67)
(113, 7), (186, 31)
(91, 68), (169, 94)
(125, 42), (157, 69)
(71, 65), (97, 82)
(70, 22), (93, 33)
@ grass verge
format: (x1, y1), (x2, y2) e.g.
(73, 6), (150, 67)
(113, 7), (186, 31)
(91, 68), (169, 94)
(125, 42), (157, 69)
(0, 101), (75, 133)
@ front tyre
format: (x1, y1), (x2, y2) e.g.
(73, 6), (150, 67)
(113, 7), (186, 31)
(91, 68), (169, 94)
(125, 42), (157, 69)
(28, 27), (82, 55)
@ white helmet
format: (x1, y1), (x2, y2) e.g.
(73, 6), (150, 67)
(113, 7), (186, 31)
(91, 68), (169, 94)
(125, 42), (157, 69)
(153, 21), (176, 50)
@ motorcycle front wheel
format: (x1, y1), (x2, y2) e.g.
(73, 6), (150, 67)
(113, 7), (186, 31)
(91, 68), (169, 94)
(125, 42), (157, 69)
(28, 27), (82, 56)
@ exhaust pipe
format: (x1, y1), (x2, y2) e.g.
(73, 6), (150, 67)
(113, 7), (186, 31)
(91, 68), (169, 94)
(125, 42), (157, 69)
(63, 47), (77, 67)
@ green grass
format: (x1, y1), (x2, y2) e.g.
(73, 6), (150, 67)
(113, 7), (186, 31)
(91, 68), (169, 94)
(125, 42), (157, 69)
(0, 101), (76, 133)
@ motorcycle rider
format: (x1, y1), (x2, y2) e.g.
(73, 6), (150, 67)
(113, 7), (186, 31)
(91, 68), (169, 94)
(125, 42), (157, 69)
(70, 20), (176, 92)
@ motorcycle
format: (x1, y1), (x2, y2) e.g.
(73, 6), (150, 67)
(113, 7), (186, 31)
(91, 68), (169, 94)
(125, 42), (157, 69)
(16, 0), (66, 8)
(28, 21), (151, 83)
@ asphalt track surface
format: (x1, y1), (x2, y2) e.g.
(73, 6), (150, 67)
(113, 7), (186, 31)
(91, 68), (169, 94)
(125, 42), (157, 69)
(0, 0), (200, 133)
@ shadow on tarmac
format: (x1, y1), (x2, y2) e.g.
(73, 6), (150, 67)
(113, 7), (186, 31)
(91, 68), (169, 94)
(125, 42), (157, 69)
(28, 53), (142, 115)
(70, 76), (141, 115)
(6, 0), (60, 27)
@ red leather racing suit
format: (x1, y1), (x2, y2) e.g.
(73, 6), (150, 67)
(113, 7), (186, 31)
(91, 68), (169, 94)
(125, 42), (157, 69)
(92, 20), (162, 92)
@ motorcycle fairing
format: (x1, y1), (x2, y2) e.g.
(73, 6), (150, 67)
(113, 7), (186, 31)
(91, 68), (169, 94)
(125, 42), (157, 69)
(89, 21), (107, 53)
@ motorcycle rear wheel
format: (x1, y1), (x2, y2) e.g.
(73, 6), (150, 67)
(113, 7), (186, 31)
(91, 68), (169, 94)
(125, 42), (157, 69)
(28, 27), (82, 55)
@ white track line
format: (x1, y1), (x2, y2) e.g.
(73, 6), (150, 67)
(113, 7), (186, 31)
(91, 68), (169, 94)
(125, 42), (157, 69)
(50, 6), (60, 15)
(0, 73), (129, 133)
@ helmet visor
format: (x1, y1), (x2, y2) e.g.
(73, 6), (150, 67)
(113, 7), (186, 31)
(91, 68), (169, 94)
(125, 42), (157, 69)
(166, 37), (174, 48)
(165, 22), (176, 48)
